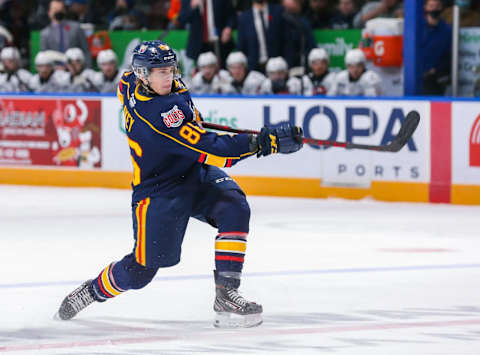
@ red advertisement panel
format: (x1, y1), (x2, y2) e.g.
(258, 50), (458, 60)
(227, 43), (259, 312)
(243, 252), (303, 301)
(0, 98), (101, 167)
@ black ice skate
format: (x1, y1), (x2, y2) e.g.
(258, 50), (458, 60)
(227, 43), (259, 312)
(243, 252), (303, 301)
(213, 271), (263, 328)
(55, 280), (97, 320)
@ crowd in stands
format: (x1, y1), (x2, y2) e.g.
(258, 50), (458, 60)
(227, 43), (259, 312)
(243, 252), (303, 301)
(0, 0), (478, 96)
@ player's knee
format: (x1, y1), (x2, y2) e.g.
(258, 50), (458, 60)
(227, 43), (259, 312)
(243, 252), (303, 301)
(216, 190), (251, 230)
(127, 263), (158, 289)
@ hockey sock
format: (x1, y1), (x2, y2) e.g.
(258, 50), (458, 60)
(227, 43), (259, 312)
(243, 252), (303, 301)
(214, 232), (247, 289)
(91, 262), (126, 301)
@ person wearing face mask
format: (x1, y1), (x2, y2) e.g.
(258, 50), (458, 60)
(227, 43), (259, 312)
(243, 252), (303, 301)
(422, 0), (452, 95)
(40, 0), (92, 67)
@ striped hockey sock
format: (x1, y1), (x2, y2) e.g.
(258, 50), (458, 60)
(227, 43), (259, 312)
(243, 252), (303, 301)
(215, 232), (247, 288)
(92, 262), (126, 301)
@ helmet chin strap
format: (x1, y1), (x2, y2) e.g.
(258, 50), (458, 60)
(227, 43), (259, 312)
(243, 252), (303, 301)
(140, 77), (157, 94)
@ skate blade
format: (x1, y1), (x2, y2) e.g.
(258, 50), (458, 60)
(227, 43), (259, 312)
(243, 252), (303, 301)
(53, 312), (62, 321)
(214, 312), (263, 328)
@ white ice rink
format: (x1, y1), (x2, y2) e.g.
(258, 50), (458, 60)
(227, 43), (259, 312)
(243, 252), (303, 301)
(1, 185), (480, 354)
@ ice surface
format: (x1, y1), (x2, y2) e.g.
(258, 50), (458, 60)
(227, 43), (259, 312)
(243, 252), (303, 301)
(1, 185), (480, 354)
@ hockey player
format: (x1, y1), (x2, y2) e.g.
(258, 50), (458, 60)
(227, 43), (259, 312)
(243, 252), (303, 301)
(303, 48), (336, 96)
(0, 47), (32, 92)
(259, 57), (303, 95)
(93, 49), (123, 93)
(329, 48), (382, 96)
(223, 52), (266, 95)
(56, 40), (304, 328)
(190, 51), (231, 94)
(29, 51), (69, 93)
(64, 47), (98, 92)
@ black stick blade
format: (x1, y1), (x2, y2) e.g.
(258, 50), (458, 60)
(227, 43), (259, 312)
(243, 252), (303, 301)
(385, 110), (420, 152)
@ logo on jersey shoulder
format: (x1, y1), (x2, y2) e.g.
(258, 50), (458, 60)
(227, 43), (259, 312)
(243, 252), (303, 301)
(161, 105), (185, 128)
(138, 45), (148, 54)
(159, 44), (170, 51)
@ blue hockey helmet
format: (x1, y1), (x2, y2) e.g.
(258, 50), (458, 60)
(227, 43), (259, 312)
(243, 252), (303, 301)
(131, 40), (180, 80)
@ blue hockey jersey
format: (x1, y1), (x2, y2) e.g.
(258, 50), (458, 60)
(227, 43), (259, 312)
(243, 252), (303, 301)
(117, 72), (256, 200)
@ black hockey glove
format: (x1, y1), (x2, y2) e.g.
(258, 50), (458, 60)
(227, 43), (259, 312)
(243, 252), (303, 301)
(256, 124), (303, 157)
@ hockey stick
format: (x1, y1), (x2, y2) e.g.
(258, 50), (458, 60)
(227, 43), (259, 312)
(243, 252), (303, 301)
(201, 110), (420, 153)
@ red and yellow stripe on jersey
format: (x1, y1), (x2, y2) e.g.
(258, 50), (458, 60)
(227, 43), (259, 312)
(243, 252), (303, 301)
(135, 197), (150, 266)
(96, 262), (126, 299)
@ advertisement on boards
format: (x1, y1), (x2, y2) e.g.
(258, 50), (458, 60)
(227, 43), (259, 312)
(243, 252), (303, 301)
(194, 97), (430, 187)
(0, 97), (101, 168)
(452, 102), (480, 184)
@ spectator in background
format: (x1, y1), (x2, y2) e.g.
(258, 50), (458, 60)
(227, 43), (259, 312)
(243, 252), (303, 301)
(237, 0), (285, 72)
(0, 47), (32, 92)
(29, 51), (69, 92)
(329, 48), (382, 96)
(222, 51), (266, 94)
(93, 49), (123, 93)
(353, 0), (403, 29)
(64, 47), (97, 92)
(303, 48), (336, 96)
(259, 56), (302, 95)
(422, 0), (452, 95)
(282, 0), (316, 69)
(190, 51), (231, 94)
(148, 0), (170, 29)
(305, 0), (331, 29)
(330, 0), (357, 29)
(178, 0), (236, 66)
(108, 0), (145, 30)
(40, 0), (92, 67)
(441, 0), (480, 27)
(0, 0), (33, 63)
(65, 0), (97, 24)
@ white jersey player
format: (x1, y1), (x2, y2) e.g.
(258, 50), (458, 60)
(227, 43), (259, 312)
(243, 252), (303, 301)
(64, 47), (98, 93)
(259, 57), (302, 95)
(0, 47), (32, 92)
(303, 48), (336, 96)
(190, 51), (231, 94)
(330, 48), (382, 96)
(29, 51), (69, 93)
(92, 49), (123, 93)
(222, 52), (265, 95)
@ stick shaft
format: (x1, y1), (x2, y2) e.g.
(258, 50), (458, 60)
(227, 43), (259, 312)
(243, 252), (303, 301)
(201, 122), (383, 151)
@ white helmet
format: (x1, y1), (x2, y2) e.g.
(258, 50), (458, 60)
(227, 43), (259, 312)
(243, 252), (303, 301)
(266, 57), (288, 73)
(345, 48), (366, 66)
(308, 48), (329, 66)
(34, 51), (53, 66)
(65, 47), (85, 63)
(197, 51), (217, 68)
(97, 49), (118, 66)
(1, 46), (20, 61)
(226, 52), (247, 67)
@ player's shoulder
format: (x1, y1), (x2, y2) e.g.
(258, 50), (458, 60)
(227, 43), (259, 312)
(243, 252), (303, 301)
(247, 70), (266, 82)
(335, 70), (349, 81)
(361, 70), (381, 83)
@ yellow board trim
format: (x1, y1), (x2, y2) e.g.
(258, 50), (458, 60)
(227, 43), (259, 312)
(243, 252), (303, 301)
(10, 167), (480, 204)
(451, 184), (480, 205)
(215, 241), (247, 253)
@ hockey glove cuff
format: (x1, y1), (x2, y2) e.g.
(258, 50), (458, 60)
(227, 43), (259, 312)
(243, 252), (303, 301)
(256, 124), (304, 157)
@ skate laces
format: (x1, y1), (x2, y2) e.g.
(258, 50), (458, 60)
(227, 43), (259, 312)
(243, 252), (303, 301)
(226, 287), (248, 307)
(69, 284), (95, 313)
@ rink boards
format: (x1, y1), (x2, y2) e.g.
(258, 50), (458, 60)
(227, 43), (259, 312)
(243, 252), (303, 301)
(0, 94), (479, 205)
